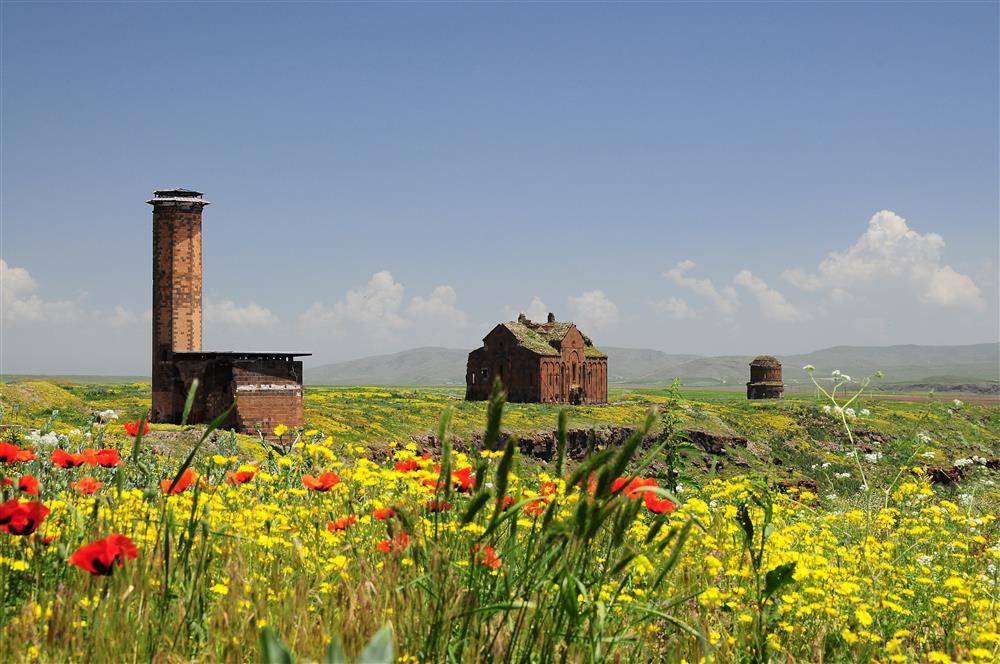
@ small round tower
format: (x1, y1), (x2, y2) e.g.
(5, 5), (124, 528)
(746, 355), (783, 399)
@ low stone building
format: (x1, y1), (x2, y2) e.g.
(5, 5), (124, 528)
(148, 188), (309, 437)
(466, 313), (607, 404)
(746, 355), (784, 399)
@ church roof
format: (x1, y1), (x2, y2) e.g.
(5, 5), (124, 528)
(497, 317), (607, 358)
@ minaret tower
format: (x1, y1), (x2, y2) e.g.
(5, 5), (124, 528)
(147, 188), (208, 421)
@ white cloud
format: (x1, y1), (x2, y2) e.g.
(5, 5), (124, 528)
(650, 296), (697, 319)
(663, 260), (740, 315)
(505, 296), (550, 323)
(781, 210), (983, 308)
(299, 270), (468, 337)
(568, 290), (618, 327)
(205, 300), (279, 326)
(1, 259), (83, 324)
(733, 270), (806, 322)
(107, 305), (140, 326)
(300, 270), (407, 331)
(408, 285), (468, 327)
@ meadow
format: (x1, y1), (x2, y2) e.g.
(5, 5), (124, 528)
(0, 376), (997, 662)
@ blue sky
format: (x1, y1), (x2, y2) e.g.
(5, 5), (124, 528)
(2, 2), (997, 374)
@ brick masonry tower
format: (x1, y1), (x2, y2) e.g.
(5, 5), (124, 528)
(746, 355), (784, 399)
(146, 188), (309, 436)
(149, 188), (208, 422)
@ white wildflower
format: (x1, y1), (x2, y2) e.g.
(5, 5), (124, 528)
(821, 462), (831, 468)
(920, 451), (936, 460)
(864, 452), (882, 464)
(953, 399), (963, 407)
(834, 472), (852, 479)
(95, 409), (118, 422)
(860, 408), (871, 417)
(953, 458), (974, 467)
(803, 364), (815, 372)
(822, 405), (832, 414)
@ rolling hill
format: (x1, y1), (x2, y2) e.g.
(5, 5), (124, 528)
(304, 343), (999, 390)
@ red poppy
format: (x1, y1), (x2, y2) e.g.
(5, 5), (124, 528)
(540, 481), (558, 497)
(376, 531), (412, 554)
(68, 534), (138, 576)
(51, 449), (91, 468)
(160, 468), (197, 495)
(0, 499), (49, 536)
(525, 499), (546, 516)
(226, 470), (255, 485)
(643, 492), (676, 514)
(394, 458), (420, 473)
(475, 543), (502, 569)
(302, 472), (340, 492)
(611, 476), (656, 500)
(497, 495), (514, 511)
(72, 477), (104, 496)
(17, 475), (40, 496)
(92, 448), (121, 468)
(426, 499), (453, 513)
(452, 467), (475, 493)
(327, 515), (357, 532)
(123, 420), (150, 437)
(0, 442), (36, 464)
(373, 507), (395, 520)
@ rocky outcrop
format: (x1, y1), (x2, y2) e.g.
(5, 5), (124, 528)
(685, 429), (748, 456)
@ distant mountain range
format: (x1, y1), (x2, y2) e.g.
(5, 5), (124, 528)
(305, 343), (1000, 390)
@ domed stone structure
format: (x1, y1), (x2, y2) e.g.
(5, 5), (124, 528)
(746, 355), (783, 399)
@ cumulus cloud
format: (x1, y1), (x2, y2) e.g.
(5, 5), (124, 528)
(299, 270), (467, 335)
(781, 210), (983, 308)
(205, 300), (279, 326)
(733, 270), (806, 322)
(663, 260), (740, 316)
(107, 305), (140, 327)
(567, 290), (618, 327)
(1, 259), (84, 324)
(408, 285), (468, 327)
(650, 296), (697, 319)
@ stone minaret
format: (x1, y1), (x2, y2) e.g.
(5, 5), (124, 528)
(148, 188), (208, 421)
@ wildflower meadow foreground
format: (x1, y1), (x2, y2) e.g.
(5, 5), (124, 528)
(0, 380), (997, 663)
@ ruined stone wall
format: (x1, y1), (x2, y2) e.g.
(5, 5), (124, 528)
(232, 360), (304, 435)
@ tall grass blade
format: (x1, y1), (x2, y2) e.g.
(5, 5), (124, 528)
(166, 400), (236, 494)
(180, 379), (199, 426)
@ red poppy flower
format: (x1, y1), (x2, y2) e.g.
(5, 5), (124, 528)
(611, 476), (656, 500)
(52, 449), (91, 468)
(497, 495), (514, 511)
(376, 531), (412, 554)
(123, 420), (150, 437)
(0, 442), (36, 464)
(373, 507), (395, 520)
(643, 492), (676, 514)
(475, 543), (502, 569)
(525, 499), (547, 516)
(394, 458), (420, 473)
(302, 472), (340, 492)
(72, 477), (104, 495)
(0, 499), (49, 536)
(540, 481), (558, 497)
(68, 534), (138, 576)
(452, 467), (475, 493)
(327, 515), (357, 532)
(426, 499), (453, 513)
(17, 475), (40, 496)
(92, 448), (121, 468)
(226, 470), (255, 485)
(160, 468), (197, 495)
